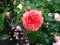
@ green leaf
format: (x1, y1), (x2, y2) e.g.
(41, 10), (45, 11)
(29, 33), (37, 43)
(0, 12), (6, 30)
(0, 34), (10, 40)
(0, 19), (4, 29)
(24, 30), (31, 34)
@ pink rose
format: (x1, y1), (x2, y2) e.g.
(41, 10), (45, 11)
(52, 36), (60, 45)
(54, 13), (60, 21)
(52, 41), (60, 45)
(54, 36), (60, 42)
(21, 10), (43, 31)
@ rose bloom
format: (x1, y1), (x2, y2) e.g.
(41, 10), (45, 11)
(52, 36), (60, 45)
(54, 13), (60, 21)
(21, 10), (43, 31)
(54, 36), (60, 42)
(52, 41), (60, 45)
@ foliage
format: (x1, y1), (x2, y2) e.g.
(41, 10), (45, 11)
(0, 0), (60, 45)
(0, 34), (10, 40)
